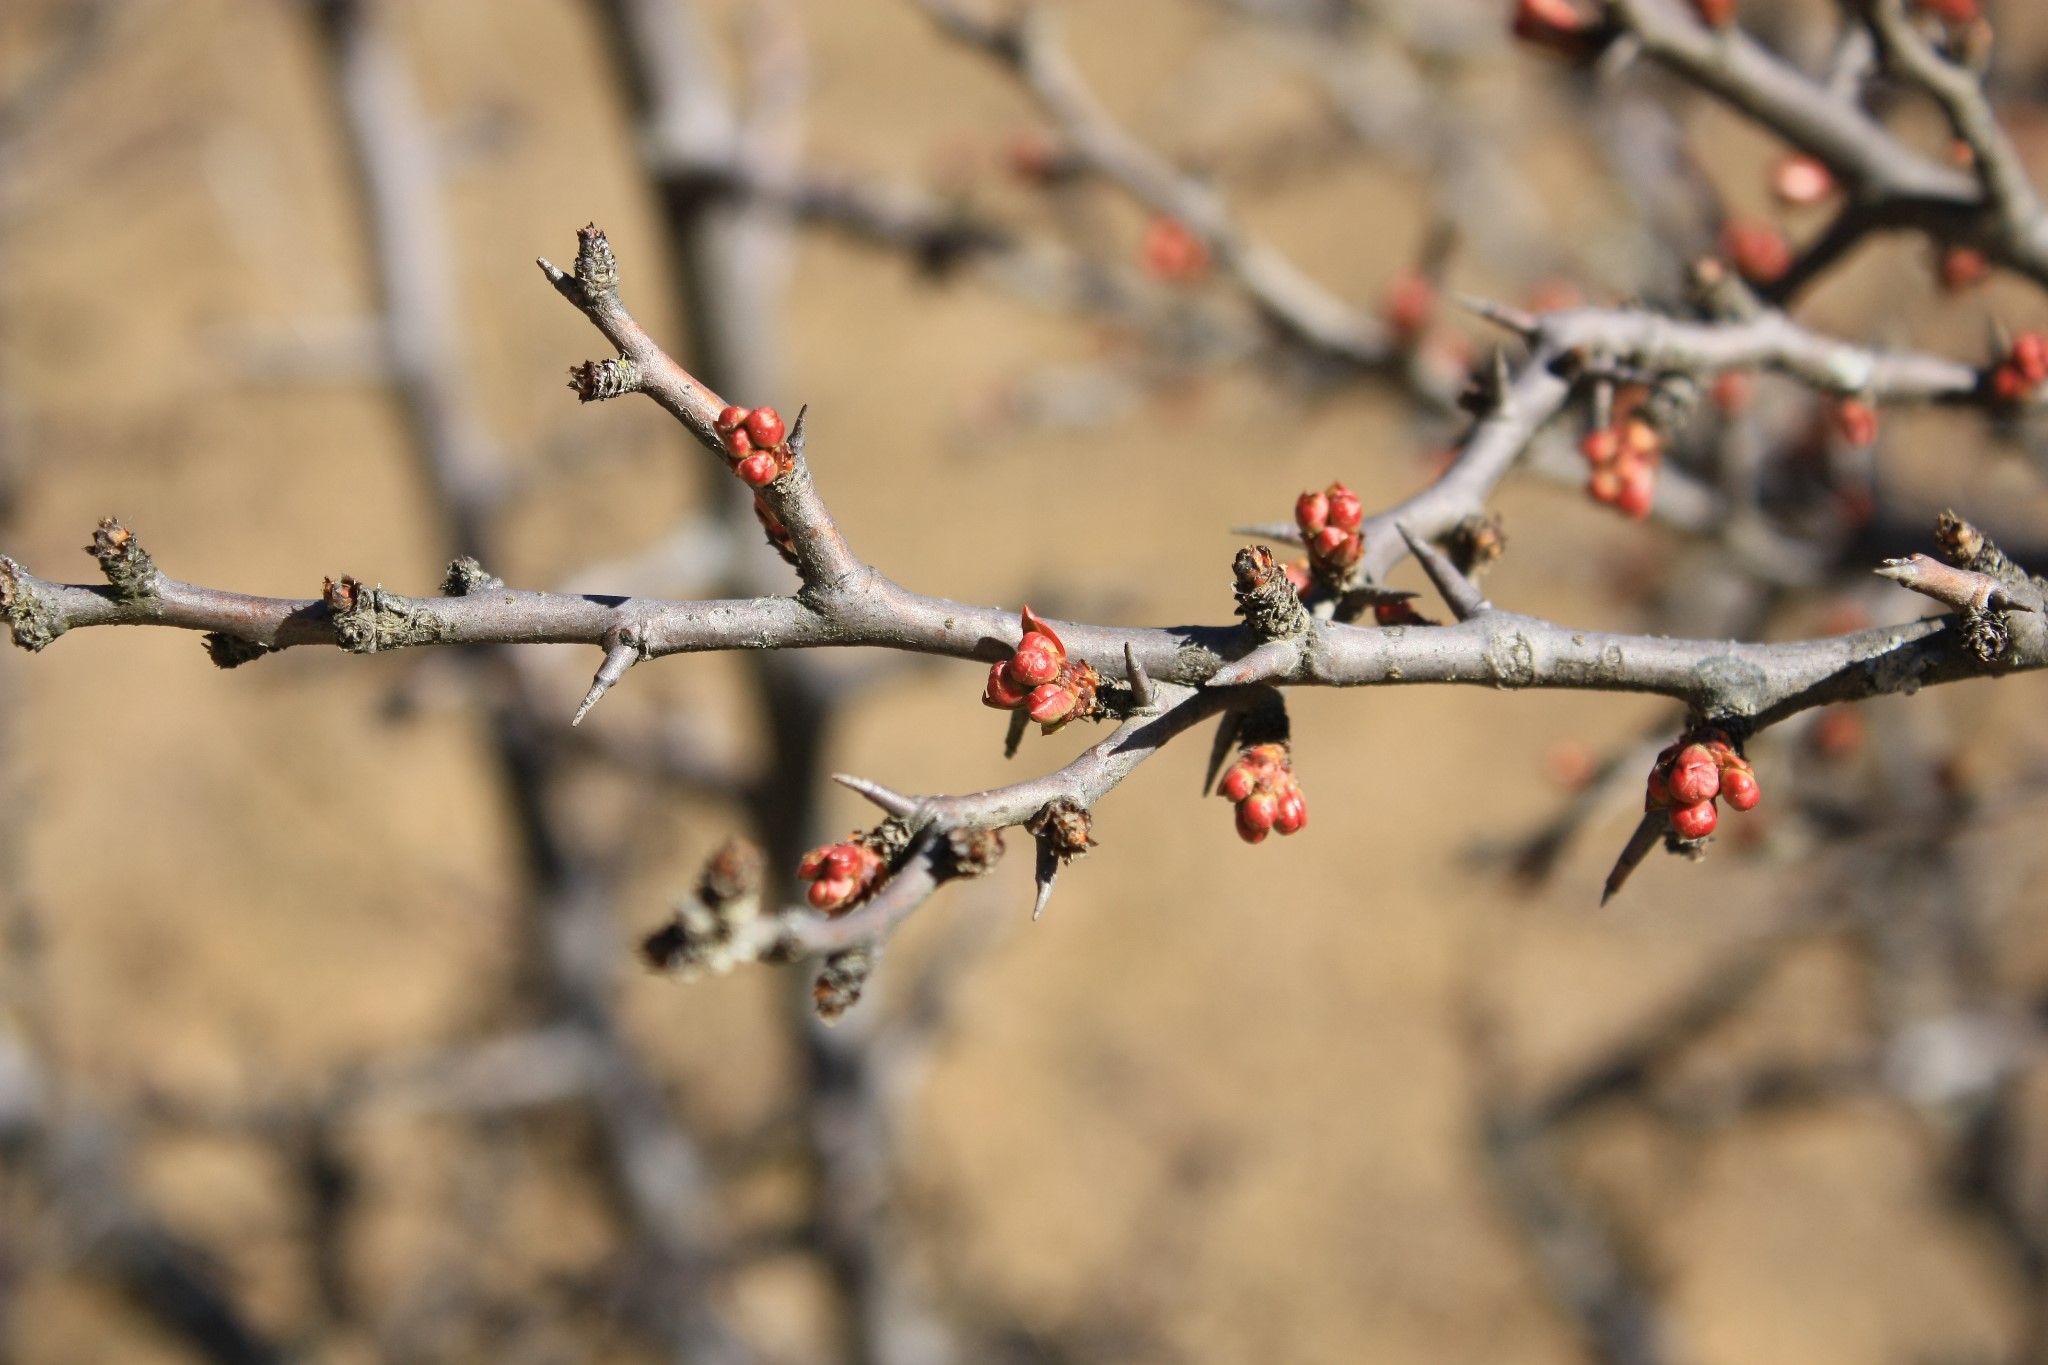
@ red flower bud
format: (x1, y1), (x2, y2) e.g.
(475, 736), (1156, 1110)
(1690, 0), (1736, 24)
(1670, 799), (1719, 840)
(1831, 397), (1878, 446)
(1026, 682), (1076, 726)
(717, 405), (751, 433)
(1914, 0), (1977, 20)
(722, 426), (754, 456)
(1141, 216), (1209, 283)
(1219, 764), (1256, 803)
(1296, 491), (1329, 536)
(1019, 606), (1066, 658)
(1721, 767), (1761, 811)
(1384, 273), (1436, 343)
(1581, 429), (1620, 464)
(1326, 484), (1363, 532)
(1712, 372), (1755, 415)
(1273, 786), (1307, 835)
(797, 847), (829, 879)
(1589, 465), (1624, 505)
(1771, 154), (1832, 205)
(1993, 365), (2032, 403)
(1008, 642), (1061, 687)
(744, 406), (786, 448)
(808, 877), (853, 911)
(1645, 767), (1672, 810)
(1669, 745), (1722, 806)
(735, 452), (779, 486)
(1236, 790), (1279, 842)
(2015, 332), (2048, 385)
(1617, 461), (1655, 519)
(983, 661), (1029, 709)
(1312, 526), (1349, 558)
(822, 845), (862, 879)
(1722, 219), (1793, 285)
(1939, 247), (1989, 291)
(1513, 0), (1602, 61)
(1284, 562), (1313, 595)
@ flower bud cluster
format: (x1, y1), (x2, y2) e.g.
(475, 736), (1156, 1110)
(982, 606), (1101, 733)
(714, 404), (792, 488)
(1217, 742), (1307, 843)
(1990, 332), (2048, 403)
(797, 838), (887, 914)
(1295, 483), (1364, 585)
(1579, 417), (1660, 519)
(1644, 730), (1760, 842)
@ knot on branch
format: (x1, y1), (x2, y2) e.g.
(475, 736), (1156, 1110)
(0, 556), (56, 653)
(1232, 545), (1310, 640)
(1934, 510), (2045, 602)
(567, 357), (642, 404)
(322, 576), (454, 655)
(640, 838), (769, 980)
(204, 634), (273, 669)
(573, 223), (618, 298)
(440, 556), (502, 597)
(1446, 513), (1508, 577)
(941, 825), (1006, 880)
(1026, 798), (1095, 864)
(1964, 606), (2012, 662)
(813, 946), (876, 1025)
(86, 518), (158, 599)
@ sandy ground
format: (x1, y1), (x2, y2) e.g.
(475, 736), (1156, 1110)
(8, 1), (2048, 1362)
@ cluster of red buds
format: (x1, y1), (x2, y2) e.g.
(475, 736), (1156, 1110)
(982, 606), (1100, 732)
(1580, 417), (1660, 519)
(797, 838), (887, 914)
(1295, 483), (1364, 583)
(1645, 731), (1760, 841)
(1217, 743), (1307, 844)
(1989, 332), (2048, 403)
(714, 404), (791, 488)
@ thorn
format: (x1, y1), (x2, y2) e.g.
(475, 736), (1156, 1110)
(1600, 812), (1667, 905)
(1876, 553), (2035, 612)
(1124, 641), (1156, 711)
(1492, 347), (1513, 401)
(1003, 707), (1029, 759)
(1203, 710), (1244, 796)
(572, 640), (639, 725)
(1033, 836), (1059, 920)
(787, 404), (810, 457)
(536, 256), (576, 301)
(1207, 637), (1301, 688)
(1397, 523), (1491, 620)
(1453, 294), (1539, 338)
(831, 772), (921, 817)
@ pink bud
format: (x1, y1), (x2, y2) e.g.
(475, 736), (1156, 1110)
(1617, 462), (1655, 519)
(798, 847), (830, 879)
(1008, 644), (1061, 688)
(1219, 765), (1256, 803)
(808, 877), (853, 911)
(744, 406), (786, 448)
(2016, 333), (2048, 385)
(717, 405), (751, 433)
(736, 452), (779, 486)
(1026, 682), (1077, 725)
(1236, 790), (1279, 841)
(983, 661), (1029, 709)
(722, 426), (754, 456)
(1296, 491), (1329, 536)
(1019, 606), (1066, 658)
(1670, 799), (1718, 840)
(1273, 787), (1307, 834)
(1721, 768), (1760, 811)
(1312, 526), (1349, 558)
(1644, 767), (1672, 811)
(822, 844), (862, 879)
(1325, 484), (1363, 532)
(1669, 745), (1721, 806)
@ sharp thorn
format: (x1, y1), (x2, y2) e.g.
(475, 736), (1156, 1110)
(1203, 710), (1244, 796)
(831, 772), (921, 817)
(1453, 294), (1539, 337)
(571, 641), (638, 726)
(1124, 641), (1156, 711)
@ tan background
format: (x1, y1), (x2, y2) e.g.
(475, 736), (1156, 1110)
(8, 1), (2048, 1361)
